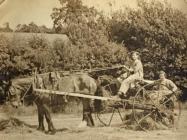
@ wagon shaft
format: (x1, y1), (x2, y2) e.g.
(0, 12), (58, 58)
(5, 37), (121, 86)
(33, 88), (122, 101)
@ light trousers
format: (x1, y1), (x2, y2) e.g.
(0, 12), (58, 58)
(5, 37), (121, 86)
(119, 73), (143, 95)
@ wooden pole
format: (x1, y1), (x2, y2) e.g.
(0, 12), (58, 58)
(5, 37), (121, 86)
(33, 88), (121, 101)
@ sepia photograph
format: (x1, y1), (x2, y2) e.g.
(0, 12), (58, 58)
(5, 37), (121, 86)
(0, 0), (187, 140)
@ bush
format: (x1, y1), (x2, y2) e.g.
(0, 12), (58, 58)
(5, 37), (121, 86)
(0, 34), (59, 77)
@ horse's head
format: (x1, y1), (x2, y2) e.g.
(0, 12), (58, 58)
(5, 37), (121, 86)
(6, 82), (23, 108)
(6, 79), (34, 108)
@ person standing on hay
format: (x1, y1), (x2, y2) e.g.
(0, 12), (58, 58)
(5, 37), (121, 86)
(115, 51), (144, 99)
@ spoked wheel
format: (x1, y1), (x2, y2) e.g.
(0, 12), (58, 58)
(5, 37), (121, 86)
(96, 106), (122, 126)
(96, 76), (125, 126)
(133, 84), (182, 131)
(96, 92), (126, 126)
(132, 84), (158, 131)
(155, 92), (181, 129)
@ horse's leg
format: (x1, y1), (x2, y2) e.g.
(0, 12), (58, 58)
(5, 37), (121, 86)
(43, 104), (56, 134)
(82, 99), (94, 127)
(34, 95), (45, 131)
(89, 112), (95, 126)
(36, 104), (45, 131)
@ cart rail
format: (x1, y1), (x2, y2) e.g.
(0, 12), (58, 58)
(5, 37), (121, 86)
(33, 88), (121, 101)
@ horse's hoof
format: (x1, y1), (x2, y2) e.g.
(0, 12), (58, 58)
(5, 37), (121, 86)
(78, 121), (87, 128)
(45, 130), (56, 135)
(37, 127), (45, 132)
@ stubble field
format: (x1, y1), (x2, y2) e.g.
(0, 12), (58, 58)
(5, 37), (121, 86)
(0, 106), (186, 140)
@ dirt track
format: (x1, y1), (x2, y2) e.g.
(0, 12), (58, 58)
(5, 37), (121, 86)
(0, 109), (186, 140)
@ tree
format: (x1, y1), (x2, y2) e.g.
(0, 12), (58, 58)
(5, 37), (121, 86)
(27, 35), (58, 72)
(15, 24), (30, 32)
(0, 22), (13, 32)
(28, 22), (40, 33)
(15, 22), (54, 33)
(108, 0), (187, 81)
(0, 34), (58, 77)
(51, 0), (127, 70)
(39, 25), (54, 33)
(0, 35), (13, 73)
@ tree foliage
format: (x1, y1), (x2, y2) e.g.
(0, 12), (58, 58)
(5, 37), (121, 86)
(51, 0), (128, 70)
(1, 0), (186, 88)
(108, 0), (187, 82)
(0, 34), (58, 77)
(0, 35), (13, 72)
(15, 22), (54, 33)
(0, 22), (13, 32)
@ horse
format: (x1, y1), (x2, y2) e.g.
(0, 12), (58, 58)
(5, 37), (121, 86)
(8, 72), (101, 134)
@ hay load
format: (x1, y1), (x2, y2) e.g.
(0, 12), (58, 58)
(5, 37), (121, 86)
(0, 117), (35, 133)
(122, 112), (170, 130)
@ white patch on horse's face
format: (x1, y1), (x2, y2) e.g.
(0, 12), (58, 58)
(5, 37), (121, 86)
(8, 84), (24, 108)
(9, 86), (16, 95)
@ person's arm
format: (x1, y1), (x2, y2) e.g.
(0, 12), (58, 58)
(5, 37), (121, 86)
(142, 79), (155, 84)
(123, 65), (133, 72)
(168, 80), (178, 92)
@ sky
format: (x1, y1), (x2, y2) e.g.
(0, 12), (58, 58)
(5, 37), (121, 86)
(0, 0), (187, 29)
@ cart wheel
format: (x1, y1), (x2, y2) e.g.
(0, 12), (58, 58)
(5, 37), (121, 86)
(132, 84), (158, 131)
(133, 84), (181, 131)
(96, 76), (114, 126)
(96, 106), (115, 126)
(155, 92), (181, 129)
(96, 101), (127, 126)
(96, 89), (123, 126)
(96, 76), (125, 126)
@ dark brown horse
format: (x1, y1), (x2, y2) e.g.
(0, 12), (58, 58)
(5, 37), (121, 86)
(9, 72), (100, 134)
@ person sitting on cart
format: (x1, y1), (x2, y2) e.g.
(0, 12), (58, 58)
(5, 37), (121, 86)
(115, 51), (144, 99)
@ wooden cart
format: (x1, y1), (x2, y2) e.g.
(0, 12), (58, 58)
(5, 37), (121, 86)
(33, 81), (181, 131)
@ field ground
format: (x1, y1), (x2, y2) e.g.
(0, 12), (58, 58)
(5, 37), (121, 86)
(0, 107), (187, 140)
